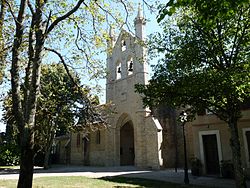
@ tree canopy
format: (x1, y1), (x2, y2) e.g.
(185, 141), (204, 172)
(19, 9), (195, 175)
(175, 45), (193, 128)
(136, 1), (249, 187)
(3, 64), (95, 168)
(36, 64), (101, 169)
(140, 0), (250, 116)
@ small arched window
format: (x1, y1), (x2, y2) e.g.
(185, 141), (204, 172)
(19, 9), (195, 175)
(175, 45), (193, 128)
(127, 57), (133, 76)
(116, 61), (121, 80)
(121, 40), (126, 51)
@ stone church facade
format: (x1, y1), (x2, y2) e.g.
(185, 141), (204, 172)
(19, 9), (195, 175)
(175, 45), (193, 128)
(54, 7), (164, 169)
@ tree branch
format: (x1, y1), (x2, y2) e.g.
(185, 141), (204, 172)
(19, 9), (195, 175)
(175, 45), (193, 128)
(142, 0), (157, 13)
(94, 0), (131, 33)
(23, 12), (35, 120)
(118, 0), (128, 29)
(27, 0), (35, 15)
(44, 47), (103, 127)
(0, 0), (7, 66)
(46, 0), (85, 34)
(44, 10), (51, 34)
(231, 6), (250, 64)
(215, 19), (230, 67)
(5, 0), (18, 23)
(44, 47), (78, 86)
(11, 0), (27, 140)
(74, 25), (92, 67)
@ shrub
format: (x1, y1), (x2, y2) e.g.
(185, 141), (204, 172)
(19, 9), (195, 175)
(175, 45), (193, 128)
(190, 157), (202, 176)
(220, 160), (234, 178)
(0, 143), (20, 166)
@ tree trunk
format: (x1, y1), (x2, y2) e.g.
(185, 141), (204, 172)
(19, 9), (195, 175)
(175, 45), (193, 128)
(10, 0), (31, 187)
(14, 0), (44, 187)
(229, 118), (246, 188)
(17, 130), (34, 188)
(43, 146), (50, 170)
(43, 129), (55, 170)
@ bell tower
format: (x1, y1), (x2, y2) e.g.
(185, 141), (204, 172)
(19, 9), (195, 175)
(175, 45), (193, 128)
(106, 3), (148, 103)
(105, 3), (162, 169)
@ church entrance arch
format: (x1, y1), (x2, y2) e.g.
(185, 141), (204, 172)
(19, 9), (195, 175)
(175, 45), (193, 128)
(120, 121), (134, 165)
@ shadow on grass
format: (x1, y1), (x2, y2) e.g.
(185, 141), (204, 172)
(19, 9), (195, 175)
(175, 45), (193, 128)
(99, 176), (207, 188)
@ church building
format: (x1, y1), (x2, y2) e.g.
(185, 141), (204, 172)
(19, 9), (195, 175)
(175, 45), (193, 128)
(53, 4), (250, 178)
(54, 5), (164, 169)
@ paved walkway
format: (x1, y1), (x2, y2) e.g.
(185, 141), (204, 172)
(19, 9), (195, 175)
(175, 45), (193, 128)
(0, 165), (249, 188)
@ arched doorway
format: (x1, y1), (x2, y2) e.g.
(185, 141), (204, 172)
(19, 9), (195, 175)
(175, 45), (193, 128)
(120, 121), (134, 165)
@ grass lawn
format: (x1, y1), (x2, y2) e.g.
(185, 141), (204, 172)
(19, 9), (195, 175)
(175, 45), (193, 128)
(0, 176), (211, 188)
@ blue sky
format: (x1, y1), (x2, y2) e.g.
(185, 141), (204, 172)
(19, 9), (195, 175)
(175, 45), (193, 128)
(0, 1), (161, 132)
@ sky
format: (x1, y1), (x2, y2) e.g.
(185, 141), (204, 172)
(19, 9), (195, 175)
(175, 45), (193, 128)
(0, 1), (162, 132)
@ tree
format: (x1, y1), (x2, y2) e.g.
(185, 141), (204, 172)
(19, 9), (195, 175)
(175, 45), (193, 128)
(3, 1), (134, 187)
(136, 1), (250, 187)
(34, 64), (88, 169)
(2, 64), (99, 168)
